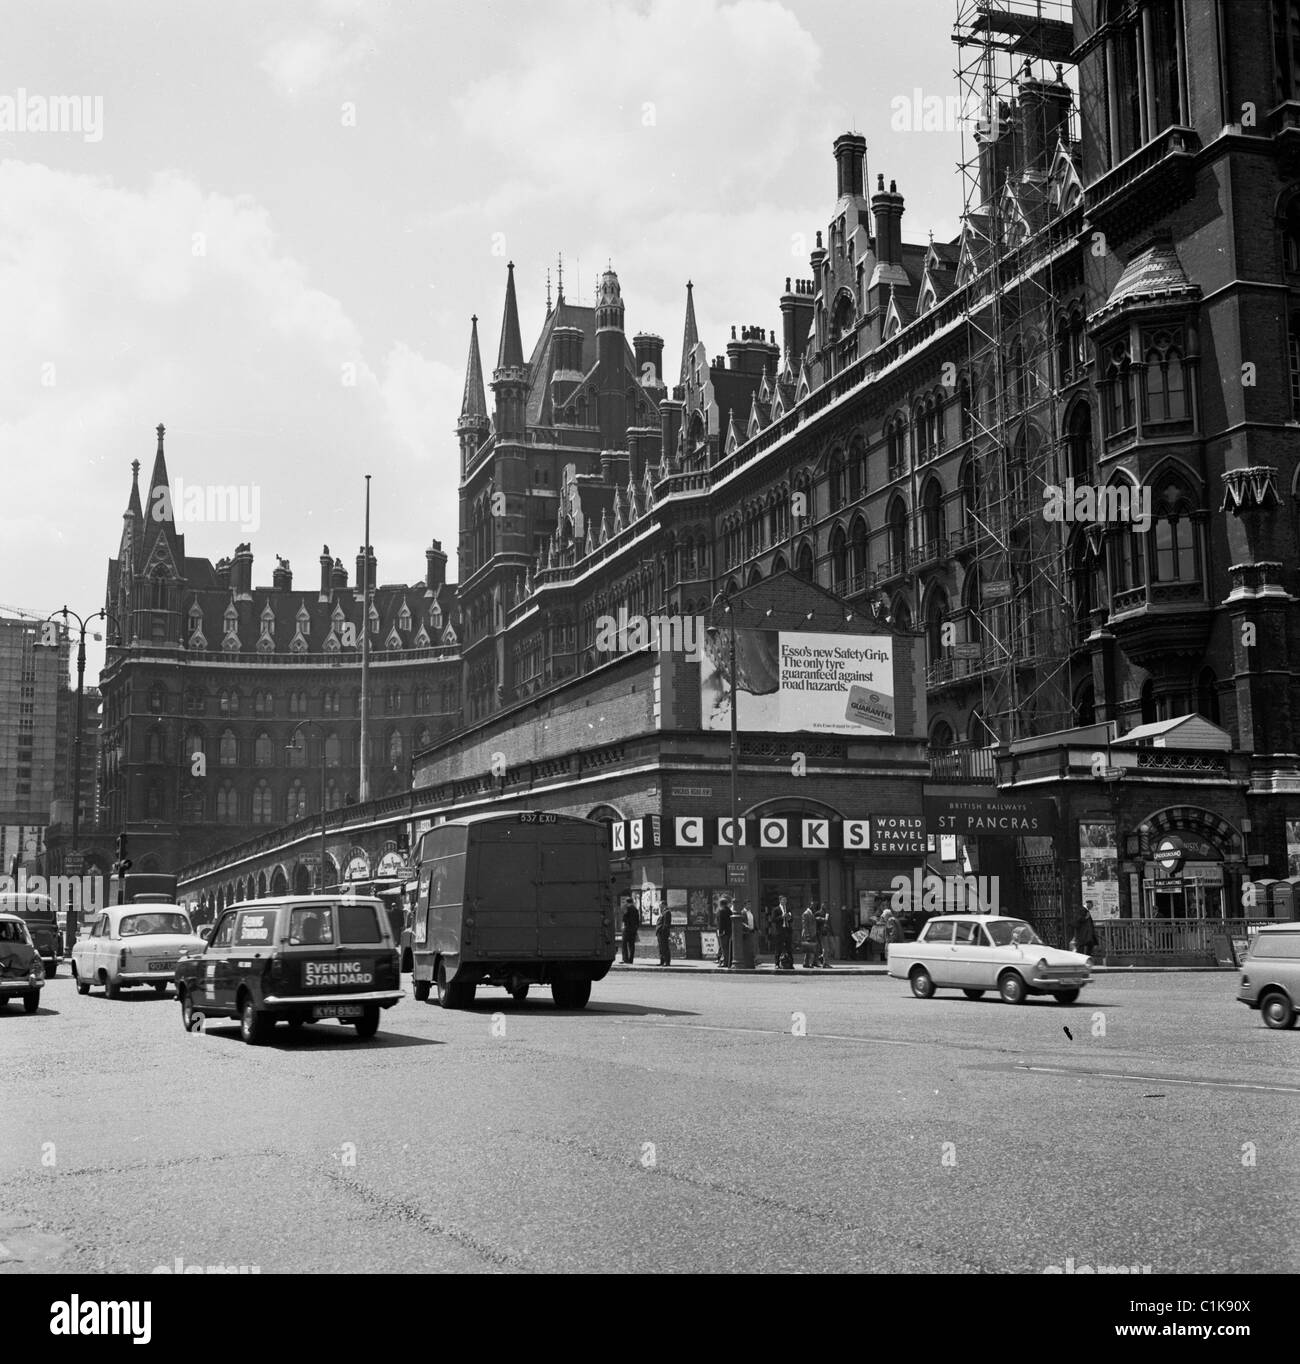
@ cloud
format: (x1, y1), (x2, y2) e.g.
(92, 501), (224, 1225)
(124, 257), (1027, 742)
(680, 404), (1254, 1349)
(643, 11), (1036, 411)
(0, 160), (453, 653)
(259, 0), (391, 99)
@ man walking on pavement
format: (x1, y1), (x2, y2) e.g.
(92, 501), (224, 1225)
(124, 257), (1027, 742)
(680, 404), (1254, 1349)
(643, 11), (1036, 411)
(777, 895), (794, 970)
(716, 896), (733, 969)
(620, 896), (639, 964)
(655, 903), (672, 966)
(800, 902), (818, 968)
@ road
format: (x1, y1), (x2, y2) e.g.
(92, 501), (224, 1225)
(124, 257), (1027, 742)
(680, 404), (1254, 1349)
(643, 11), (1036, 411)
(2, 966), (1296, 1274)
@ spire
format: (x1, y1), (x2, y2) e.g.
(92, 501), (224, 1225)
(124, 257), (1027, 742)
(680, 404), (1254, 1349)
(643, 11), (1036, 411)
(147, 423), (169, 505)
(496, 261), (525, 371)
(679, 280), (699, 386)
(126, 458), (142, 521)
(459, 315), (488, 424)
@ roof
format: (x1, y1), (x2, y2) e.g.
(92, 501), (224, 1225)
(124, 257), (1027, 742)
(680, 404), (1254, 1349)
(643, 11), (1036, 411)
(1096, 238), (1201, 321)
(1115, 716), (1231, 750)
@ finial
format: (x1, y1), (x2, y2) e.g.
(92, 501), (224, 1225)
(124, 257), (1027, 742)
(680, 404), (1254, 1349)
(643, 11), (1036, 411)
(156, 423), (165, 451)
(557, 251), (564, 301)
(471, 313), (478, 324)
(546, 268), (552, 313)
(131, 459), (141, 479)
(687, 279), (693, 291)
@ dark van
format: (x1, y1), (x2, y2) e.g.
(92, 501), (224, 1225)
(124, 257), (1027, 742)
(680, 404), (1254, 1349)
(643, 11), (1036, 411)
(411, 812), (615, 1009)
(0, 894), (61, 977)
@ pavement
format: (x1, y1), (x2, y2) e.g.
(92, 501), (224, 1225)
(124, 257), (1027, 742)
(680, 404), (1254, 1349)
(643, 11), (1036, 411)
(613, 957), (1232, 976)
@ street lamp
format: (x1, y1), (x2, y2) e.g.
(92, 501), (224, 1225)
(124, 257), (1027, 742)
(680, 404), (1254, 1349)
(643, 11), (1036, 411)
(706, 591), (740, 836)
(46, 605), (116, 948)
(287, 721), (329, 892)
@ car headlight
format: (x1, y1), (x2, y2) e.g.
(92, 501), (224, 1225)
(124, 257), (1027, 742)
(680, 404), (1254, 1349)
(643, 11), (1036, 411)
(1037, 958), (1048, 973)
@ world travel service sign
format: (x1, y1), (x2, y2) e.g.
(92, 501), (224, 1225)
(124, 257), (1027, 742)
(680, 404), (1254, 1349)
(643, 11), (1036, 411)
(925, 795), (1056, 836)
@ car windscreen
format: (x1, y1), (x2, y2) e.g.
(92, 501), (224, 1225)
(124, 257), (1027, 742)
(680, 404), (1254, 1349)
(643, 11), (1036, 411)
(337, 901), (383, 943)
(0, 919), (32, 943)
(120, 912), (193, 937)
(1247, 932), (1300, 960)
(986, 919), (1042, 946)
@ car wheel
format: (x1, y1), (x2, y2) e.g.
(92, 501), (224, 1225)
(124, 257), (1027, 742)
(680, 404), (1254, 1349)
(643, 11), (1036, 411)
(105, 976), (121, 1000)
(154, 982), (168, 996)
(998, 971), (1027, 1005)
(353, 1005), (380, 1039)
(509, 983), (529, 1003)
(413, 978), (431, 1003)
(1052, 989), (1081, 1005)
(239, 995), (270, 1045)
(909, 967), (935, 999)
(961, 989), (984, 1000)
(1261, 991), (1296, 1030)
(44, 958), (57, 978)
(73, 965), (90, 996)
(435, 960), (452, 1008)
(180, 993), (203, 1032)
(24, 990), (40, 1014)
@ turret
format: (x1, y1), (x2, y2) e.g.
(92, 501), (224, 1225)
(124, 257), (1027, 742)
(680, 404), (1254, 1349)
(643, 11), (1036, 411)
(491, 263), (529, 441)
(457, 314), (490, 472)
(595, 266), (628, 450)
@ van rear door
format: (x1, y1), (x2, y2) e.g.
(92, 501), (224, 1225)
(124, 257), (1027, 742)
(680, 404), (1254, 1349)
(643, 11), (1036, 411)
(537, 824), (608, 958)
(468, 825), (539, 957)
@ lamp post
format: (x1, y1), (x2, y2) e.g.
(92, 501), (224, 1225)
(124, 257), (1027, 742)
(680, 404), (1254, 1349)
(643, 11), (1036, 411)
(47, 606), (114, 949)
(707, 591), (739, 835)
(288, 721), (329, 892)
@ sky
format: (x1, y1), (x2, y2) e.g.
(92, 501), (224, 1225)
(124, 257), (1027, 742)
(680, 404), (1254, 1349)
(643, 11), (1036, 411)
(1, 0), (992, 684)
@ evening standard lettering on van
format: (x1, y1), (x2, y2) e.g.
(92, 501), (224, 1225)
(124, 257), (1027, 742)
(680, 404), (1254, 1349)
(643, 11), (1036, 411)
(304, 961), (373, 987)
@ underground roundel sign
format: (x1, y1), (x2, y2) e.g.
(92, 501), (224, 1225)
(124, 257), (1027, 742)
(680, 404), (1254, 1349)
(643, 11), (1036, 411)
(1154, 836), (1184, 876)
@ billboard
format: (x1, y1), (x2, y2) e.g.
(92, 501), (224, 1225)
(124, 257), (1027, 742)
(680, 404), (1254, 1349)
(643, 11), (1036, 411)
(699, 627), (895, 736)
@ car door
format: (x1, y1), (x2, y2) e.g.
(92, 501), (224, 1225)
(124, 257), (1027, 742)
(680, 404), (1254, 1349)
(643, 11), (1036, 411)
(84, 913), (107, 981)
(199, 911), (238, 1013)
(919, 919), (955, 982)
(967, 923), (1001, 988)
(948, 919), (984, 986)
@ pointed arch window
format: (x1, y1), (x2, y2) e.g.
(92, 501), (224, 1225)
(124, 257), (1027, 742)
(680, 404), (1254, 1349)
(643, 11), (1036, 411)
(920, 480), (943, 552)
(253, 780), (274, 824)
(1149, 482), (1200, 584)
(1102, 341), (1135, 437)
(219, 729), (237, 766)
(924, 588), (950, 667)
(829, 525), (848, 591)
(1142, 329), (1189, 424)
(886, 417), (907, 481)
(850, 517), (868, 579)
(828, 452), (845, 512)
(254, 731), (274, 767)
(217, 783), (237, 822)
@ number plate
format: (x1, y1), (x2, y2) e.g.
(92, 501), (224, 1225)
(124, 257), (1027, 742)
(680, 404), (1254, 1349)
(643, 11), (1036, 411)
(313, 1003), (364, 1019)
(519, 812), (558, 824)
(148, 960), (176, 972)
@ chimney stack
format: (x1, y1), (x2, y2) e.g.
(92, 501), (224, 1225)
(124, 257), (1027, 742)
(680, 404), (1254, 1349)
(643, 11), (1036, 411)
(272, 557), (292, 591)
(425, 539), (447, 592)
(356, 545), (377, 593)
(871, 175), (905, 267)
(319, 545), (333, 600)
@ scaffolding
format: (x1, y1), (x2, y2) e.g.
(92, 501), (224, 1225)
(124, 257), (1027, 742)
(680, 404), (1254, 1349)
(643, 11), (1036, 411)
(952, 0), (1077, 746)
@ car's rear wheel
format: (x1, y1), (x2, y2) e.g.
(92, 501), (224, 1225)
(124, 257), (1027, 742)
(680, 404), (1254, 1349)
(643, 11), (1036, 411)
(961, 988), (984, 1000)
(73, 965), (89, 996)
(154, 982), (168, 996)
(44, 958), (57, 978)
(239, 995), (270, 1045)
(1052, 988), (1081, 1004)
(105, 976), (121, 1000)
(909, 967), (935, 999)
(23, 990), (40, 1014)
(180, 992), (203, 1032)
(509, 983), (529, 1003)
(353, 1005), (380, 1039)
(552, 978), (591, 1009)
(1261, 990), (1296, 1030)
(413, 978), (431, 1003)
(435, 961), (452, 1008)
(999, 971), (1027, 1005)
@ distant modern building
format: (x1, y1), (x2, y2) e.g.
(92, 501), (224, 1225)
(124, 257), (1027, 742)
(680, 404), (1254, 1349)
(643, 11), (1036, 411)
(51, 683), (102, 835)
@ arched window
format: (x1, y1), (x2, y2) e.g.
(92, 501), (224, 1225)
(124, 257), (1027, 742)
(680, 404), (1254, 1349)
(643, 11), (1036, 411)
(850, 517), (868, 578)
(1065, 402), (1093, 482)
(388, 731), (404, 767)
(886, 497), (908, 571)
(924, 588), (950, 666)
(886, 417), (907, 480)
(828, 452), (845, 512)
(286, 780), (307, 822)
(892, 597), (912, 631)
(829, 525), (848, 590)
(180, 788), (204, 822)
(219, 729), (237, 766)
(1140, 679), (1157, 725)
(253, 781), (273, 824)
(848, 440), (865, 501)
(325, 733), (340, 767)
(254, 732), (274, 767)
(796, 543), (815, 581)
(1142, 330), (1188, 423)
(1103, 341), (1135, 436)
(1073, 680), (1096, 727)
(147, 728), (164, 763)
(960, 458), (978, 527)
(958, 376), (973, 440)
(920, 480), (943, 551)
(1149, 479), (1200, 583)
(1102, 0), (1187, 166)
(217, 783), (237, 822)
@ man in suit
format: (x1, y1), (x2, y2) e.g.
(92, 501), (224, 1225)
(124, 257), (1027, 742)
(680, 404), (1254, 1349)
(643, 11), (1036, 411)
(655, 904), (672, 966)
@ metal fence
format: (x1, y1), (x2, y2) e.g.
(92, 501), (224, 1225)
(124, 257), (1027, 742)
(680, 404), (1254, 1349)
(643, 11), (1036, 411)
(1093, 917), (1274, 964)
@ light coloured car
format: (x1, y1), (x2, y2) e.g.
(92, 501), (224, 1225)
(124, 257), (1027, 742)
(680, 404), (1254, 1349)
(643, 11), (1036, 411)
(72, 905), (207, 999)
(887, 914), (1093, 1004)
(1237, 923), (1300, 1029)
(0, 913), (45, 1013)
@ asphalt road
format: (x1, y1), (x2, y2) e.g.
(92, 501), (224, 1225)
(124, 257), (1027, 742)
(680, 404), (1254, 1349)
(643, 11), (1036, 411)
(2, 966), (1296, 1274)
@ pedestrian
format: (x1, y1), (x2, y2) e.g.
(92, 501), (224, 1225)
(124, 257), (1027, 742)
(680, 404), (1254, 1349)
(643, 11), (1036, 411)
(1073, 902), (1099, 957)
(655, 903), (672, 966)
(777, 895), (794, 969)
(817, 904), (833, 968)
(620, 897), (639, 964)
(716, 896), (733, 969)
(800, 902), (818, 968)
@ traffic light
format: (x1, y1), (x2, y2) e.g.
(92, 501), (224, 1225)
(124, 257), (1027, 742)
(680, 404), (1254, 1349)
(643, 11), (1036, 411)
(113, 859), (133, 876)
(116, 833), (128, 861)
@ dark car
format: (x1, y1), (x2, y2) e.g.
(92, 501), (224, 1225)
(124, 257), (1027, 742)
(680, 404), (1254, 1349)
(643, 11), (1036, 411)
(0, 913), (46, 1013)
(0, 893), (60, 977)
(174, 895), (403, 1044)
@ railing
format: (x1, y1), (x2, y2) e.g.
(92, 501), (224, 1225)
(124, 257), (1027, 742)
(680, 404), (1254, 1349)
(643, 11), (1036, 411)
(1084, 126), (1201, 218)
(913, 537), (948, 569)
(928, 743), (997, 782)
(1095, 918), (1271, 962)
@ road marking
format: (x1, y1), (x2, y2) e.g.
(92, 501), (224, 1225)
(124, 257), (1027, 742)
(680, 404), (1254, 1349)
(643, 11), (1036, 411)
(1018, 1065), (1300, 1095)
(626, 1019), (928, 1046)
